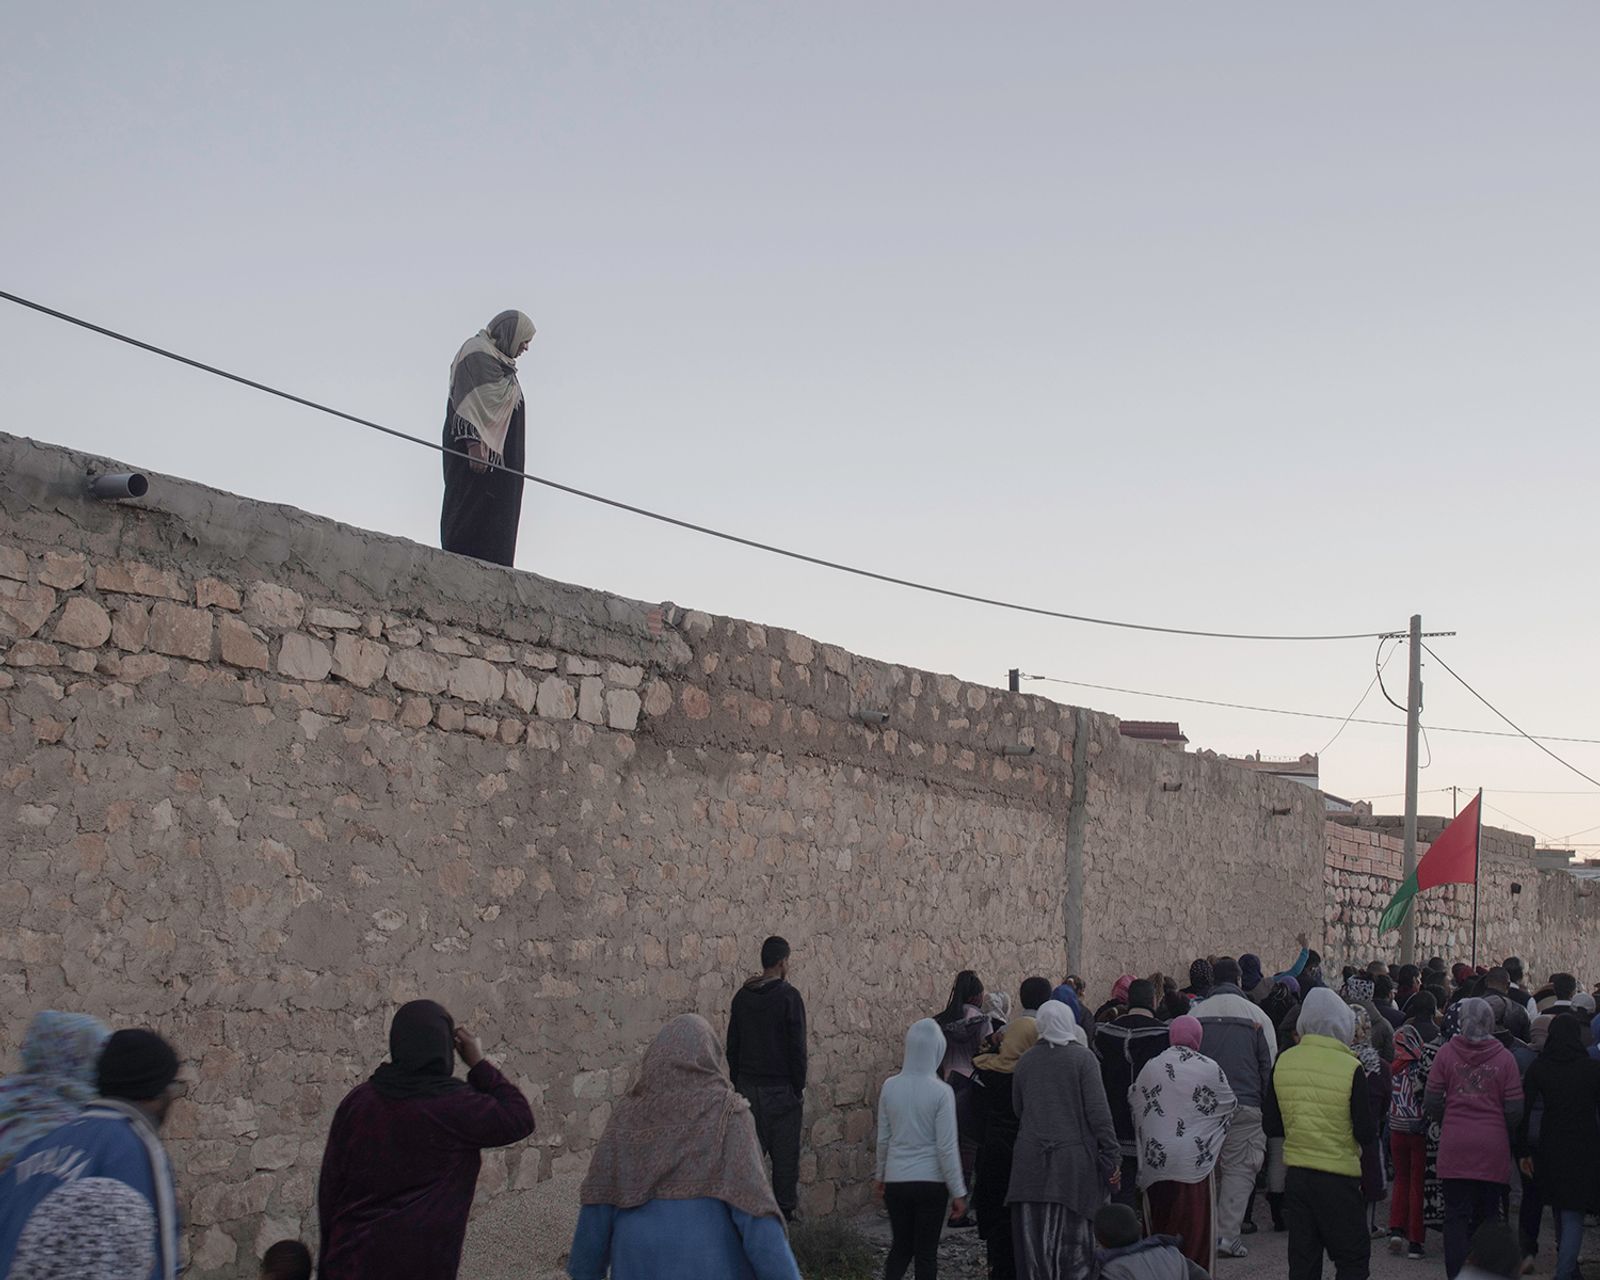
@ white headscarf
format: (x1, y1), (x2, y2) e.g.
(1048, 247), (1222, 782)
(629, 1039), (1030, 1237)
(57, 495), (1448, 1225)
(1298, 987), (1356, 1045)
(1036, 999), (1087, 1048)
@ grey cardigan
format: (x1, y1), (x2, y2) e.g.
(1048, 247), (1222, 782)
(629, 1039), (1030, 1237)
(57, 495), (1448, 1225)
(1006, 1042), (1121, 1217)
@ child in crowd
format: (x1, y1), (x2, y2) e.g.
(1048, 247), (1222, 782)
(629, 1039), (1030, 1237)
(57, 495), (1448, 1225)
(1094, 1204), (1211, 1280)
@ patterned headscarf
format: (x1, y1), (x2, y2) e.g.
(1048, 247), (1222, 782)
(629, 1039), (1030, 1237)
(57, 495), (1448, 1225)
(580, 1014), (780, 1220)
(1350, 1006), (1383, 1076)
(1111, 975), (1137, 1007)
(1189, 959), (1214, 995)
(1458, 997), (1495, 1043)
(1345, 977), (1376, 1005)
(0, 1011), (110, 1174)
(447, 310), (536, 465)
(10, 1176), (156, 1280)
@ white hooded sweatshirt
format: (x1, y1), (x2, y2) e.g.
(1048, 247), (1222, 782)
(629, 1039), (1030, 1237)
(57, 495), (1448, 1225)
(875, 1018), (967, 1196)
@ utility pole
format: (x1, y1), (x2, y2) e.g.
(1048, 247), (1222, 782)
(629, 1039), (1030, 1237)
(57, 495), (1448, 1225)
(1401, 614), (1423, 967)
(1008, 668), (1020, 694)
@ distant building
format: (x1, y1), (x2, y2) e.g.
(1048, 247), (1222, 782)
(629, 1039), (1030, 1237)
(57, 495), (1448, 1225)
(1118, 721), (1189, 750)
(1229, 751), (1320, 788)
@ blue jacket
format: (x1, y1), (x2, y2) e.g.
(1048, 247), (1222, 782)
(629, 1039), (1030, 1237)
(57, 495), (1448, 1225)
(0, 1101), (178, 1279)
(568, 1197), (800, 1280)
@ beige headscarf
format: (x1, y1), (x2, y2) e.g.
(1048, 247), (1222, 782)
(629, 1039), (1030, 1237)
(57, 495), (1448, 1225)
(579, 1014), (781, 1220)
(447, 310), (536, 465)
(974, 1016), (1040, 1075)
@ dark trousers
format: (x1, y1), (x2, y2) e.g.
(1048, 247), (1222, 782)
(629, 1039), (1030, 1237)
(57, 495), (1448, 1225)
(739, 1083), (803, 1218)
(1112, 1154), (1140, 1209)
(1517, 1168), (1544, 1258)
(1284, 1167), (1371, 1280)
(884, 1181), (948, 1280)
(1444, 1179), (1506, 1279)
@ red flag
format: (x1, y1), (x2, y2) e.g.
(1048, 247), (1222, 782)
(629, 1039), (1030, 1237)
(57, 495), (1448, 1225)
(1417, 793), (1481, 890)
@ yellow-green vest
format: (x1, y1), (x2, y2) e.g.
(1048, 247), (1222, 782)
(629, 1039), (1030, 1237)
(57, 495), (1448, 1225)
(1274, 1034), (1362, 1178)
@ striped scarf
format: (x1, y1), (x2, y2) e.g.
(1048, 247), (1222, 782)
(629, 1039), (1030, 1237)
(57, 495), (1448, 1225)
(447, 310), (535, 465)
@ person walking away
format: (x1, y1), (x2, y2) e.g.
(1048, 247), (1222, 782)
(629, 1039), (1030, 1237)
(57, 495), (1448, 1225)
(0, 1011), (109, 1175)
(1482, 970), (1532, 1043)
(1130, 1015), (1236, 1274)
(1530, 974), (1578, 1041)
(1263, 988), (1375, 1280)
(1387, 1023), (1431, 1259)
(1371, 975), (1406, 1031)
(1342, 979), (1394, 1063)
(727, 936), (807, 1221)
(8, 1175), (157, 1280)
(1516, 1015), (1599, 1280)
(317, 1000), (535, 1280)
(936, 969), (991, 1220)
(973, 1018), (1041, 1280)
(1095, 979), (1172, 1208)
(1008, 1002), (1121, 1280)
(1191, 958), (1275, 1258)
(1348, 1008), (1392, 1234)
(873, 1019), (969, 1280)
(1425, 997), (1525, 1280)
(1501, 960), (1537, 1021)
(0, 1028), (182, 1280)
(569, 1014), (801, 1280)
(1094, 1203), (1210, 1280)
(1020, 977), (1055, 1020)
(440, 310), (536, 566)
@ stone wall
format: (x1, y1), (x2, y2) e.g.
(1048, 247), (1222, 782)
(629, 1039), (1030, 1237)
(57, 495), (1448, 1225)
(0, 430), (1590, 1275)
(1324, 816), (1600, 977)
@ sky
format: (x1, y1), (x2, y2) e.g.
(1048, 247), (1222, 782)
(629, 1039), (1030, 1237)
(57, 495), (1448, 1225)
(3, 3), (1598, 848)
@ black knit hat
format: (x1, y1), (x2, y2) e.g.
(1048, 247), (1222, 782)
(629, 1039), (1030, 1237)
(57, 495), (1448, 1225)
(1095, 1203), (1142, 1248)
(96, 1029), (179, 1101)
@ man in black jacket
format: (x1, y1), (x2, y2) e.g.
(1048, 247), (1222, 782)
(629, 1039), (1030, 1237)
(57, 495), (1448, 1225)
(1094, 979), (1171, 1207)
(727, 935), (807, 1220)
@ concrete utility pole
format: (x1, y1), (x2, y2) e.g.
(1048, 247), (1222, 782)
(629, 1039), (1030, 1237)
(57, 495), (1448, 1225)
(1009, 669), (1020, 693)
(1400, 614), (1423, 967)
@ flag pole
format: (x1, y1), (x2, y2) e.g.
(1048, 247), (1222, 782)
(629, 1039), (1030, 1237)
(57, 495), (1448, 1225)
(1471, 788), (1483, 968)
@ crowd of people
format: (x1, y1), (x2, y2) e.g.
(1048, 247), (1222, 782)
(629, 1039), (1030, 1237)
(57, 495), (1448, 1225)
(0, 934), (1595, 1280)
(896, 949), (1600, 1280)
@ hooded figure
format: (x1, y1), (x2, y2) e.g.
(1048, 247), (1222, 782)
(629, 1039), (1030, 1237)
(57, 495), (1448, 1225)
(1424, 998), (1526, 1279)
(0, 1012), (109, 1175)
(569, 1015), (800, 1280)
(440, 309), (537, 566)
(974, 1018), (1042, 1279)
(317, 1001), (535, 1280)
(1130, 1015), (1238, 1274)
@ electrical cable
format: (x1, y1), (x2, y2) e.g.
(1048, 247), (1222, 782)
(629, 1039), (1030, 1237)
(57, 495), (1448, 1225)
(1019, 674), (1600, 745)
(1420, 644), (1600, 791)
(1481, 800), (1555, 842)
(1377, 638), (1409, 715)
(0, 288), (1399, 643)
(1318, 638), (1396, 755)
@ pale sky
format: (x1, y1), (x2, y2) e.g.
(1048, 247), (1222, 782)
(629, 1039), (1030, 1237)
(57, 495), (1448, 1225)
(3, 4), (1598, 847)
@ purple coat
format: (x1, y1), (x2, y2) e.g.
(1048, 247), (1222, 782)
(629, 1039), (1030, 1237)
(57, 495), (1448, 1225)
(317, 1059), (535, 1279)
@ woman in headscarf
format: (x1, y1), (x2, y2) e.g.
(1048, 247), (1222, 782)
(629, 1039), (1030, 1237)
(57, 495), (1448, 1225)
(1343, 977), (1394, 1063)
(1007, 1002), (1120, 1280)
(935, 970), (991, 1223)
(440, 310), (536, 567)
(1349, 1007), (1393, 1231)
(1181, 960), (1213, 1003)
(1424, 997), (1525, 1279)
(1387, 1020), (1432, 1260)
(1130, 1015), (1237, 1274)
(570, 1015), (801, 1280)
(973, 1018), (1041, 1280)
(1419, 998), (1458, 1240)
(0, 1011), (109, 1175)
(317, 1000), (535, 1280)
(1094, 975), (1138, 1026)
(1516, 1015), (1600, 1280)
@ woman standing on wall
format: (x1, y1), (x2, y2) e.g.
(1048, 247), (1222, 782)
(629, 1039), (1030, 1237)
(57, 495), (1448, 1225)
(440, 310), (536, 567)
(1007, 1002), (1120, 1280)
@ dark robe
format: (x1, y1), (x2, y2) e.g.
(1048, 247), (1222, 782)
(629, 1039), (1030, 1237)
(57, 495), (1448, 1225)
(1518, 1037), (1600, 1212)
(440, 398), (526, 567)
(972, 1065), (1024, 1280)
(317, 1058), (535, 1280)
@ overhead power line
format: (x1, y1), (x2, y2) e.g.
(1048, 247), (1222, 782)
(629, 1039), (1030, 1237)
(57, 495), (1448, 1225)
(1420, 645), (1600, 791)
(1020, 673), (1600, 746)
(0, 288), (1396, 643)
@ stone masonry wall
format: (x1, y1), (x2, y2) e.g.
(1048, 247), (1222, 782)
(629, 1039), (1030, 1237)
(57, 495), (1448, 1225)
(2, 430), (1590, 1275)
(1324, 816), (1600, 977)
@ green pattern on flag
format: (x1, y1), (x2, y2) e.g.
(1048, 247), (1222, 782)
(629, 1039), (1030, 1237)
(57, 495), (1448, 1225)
(1379, 870), (1420, 935)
